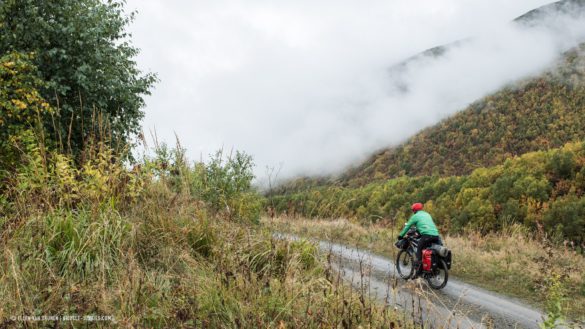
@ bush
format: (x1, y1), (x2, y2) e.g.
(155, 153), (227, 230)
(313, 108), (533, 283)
(195, 149), (262, 223)
(544, 196), (585, 245)
(140, 143), (263, 224)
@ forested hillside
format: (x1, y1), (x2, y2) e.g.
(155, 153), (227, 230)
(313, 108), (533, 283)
(341, 43), (585, 186)
(272, 0), (585, 191)
(272, 141), (585, 246)
(268, 1), (585, 247)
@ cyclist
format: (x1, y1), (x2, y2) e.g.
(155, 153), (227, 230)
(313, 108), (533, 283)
(397, 203), (440, 276)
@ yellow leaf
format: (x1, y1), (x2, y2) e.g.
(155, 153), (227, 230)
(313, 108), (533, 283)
(11, 99), (27, 110)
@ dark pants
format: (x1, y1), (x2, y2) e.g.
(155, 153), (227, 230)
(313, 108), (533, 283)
(416, 235), (440, 273)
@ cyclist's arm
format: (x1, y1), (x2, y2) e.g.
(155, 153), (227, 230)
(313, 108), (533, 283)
(399, 215), (418, 237)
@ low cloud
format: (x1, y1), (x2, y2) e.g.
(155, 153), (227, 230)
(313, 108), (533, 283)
(126, 0), (585, 183)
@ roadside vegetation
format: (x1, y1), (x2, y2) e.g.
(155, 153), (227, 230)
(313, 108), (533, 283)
(0, 53), (411, 325)
(0, 137), (413, 327)
(268, 142), (585, 324)
(264, 217), (585, 321)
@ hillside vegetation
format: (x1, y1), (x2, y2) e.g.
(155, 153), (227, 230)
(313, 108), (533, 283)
(277, 43), (585, 194)
(272, 141), (585, 246)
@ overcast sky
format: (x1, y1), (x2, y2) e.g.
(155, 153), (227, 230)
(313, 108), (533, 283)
(124, 0), (584, 183)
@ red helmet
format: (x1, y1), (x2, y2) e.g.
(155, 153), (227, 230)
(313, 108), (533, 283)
(411, 203), (423, 212)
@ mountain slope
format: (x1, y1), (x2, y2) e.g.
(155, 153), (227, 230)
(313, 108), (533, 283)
(392, 0), (585, 75)
(272, 140), (585, 241)
(342, 43), (585, 186)
(272, 0), (585, 192)
(515, 0), (585, 25)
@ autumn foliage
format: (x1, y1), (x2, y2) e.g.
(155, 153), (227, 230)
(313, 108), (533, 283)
(272, 142), (585, 248)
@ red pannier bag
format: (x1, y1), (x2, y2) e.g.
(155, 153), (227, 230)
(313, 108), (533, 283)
(422, 249), (433, 271)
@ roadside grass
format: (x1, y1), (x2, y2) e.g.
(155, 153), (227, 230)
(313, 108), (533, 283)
(264, 216), (585, 321)
(0, 144), (413, 328)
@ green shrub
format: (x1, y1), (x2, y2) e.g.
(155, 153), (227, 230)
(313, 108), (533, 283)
(544, 196), (585, 245)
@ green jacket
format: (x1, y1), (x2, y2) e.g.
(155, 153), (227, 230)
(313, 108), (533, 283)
(399, 210), (439, 237)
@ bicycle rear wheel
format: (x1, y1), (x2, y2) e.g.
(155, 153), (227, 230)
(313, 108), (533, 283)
(426, 259), (448, 289)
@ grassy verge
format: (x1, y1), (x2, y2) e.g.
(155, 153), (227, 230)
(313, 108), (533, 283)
(0, 145), (413, 328)
(263, 217), (585, 321)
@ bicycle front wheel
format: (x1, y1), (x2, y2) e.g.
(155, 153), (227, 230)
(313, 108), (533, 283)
(396, 249), (414, 280)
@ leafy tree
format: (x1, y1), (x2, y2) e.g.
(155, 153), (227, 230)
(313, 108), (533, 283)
(513, 175), (551, 202)
(0, 0), (156, 153)
(492, 172), (519, 204)
(500, 198), (527, 224)
(455, 187), (496, 231)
